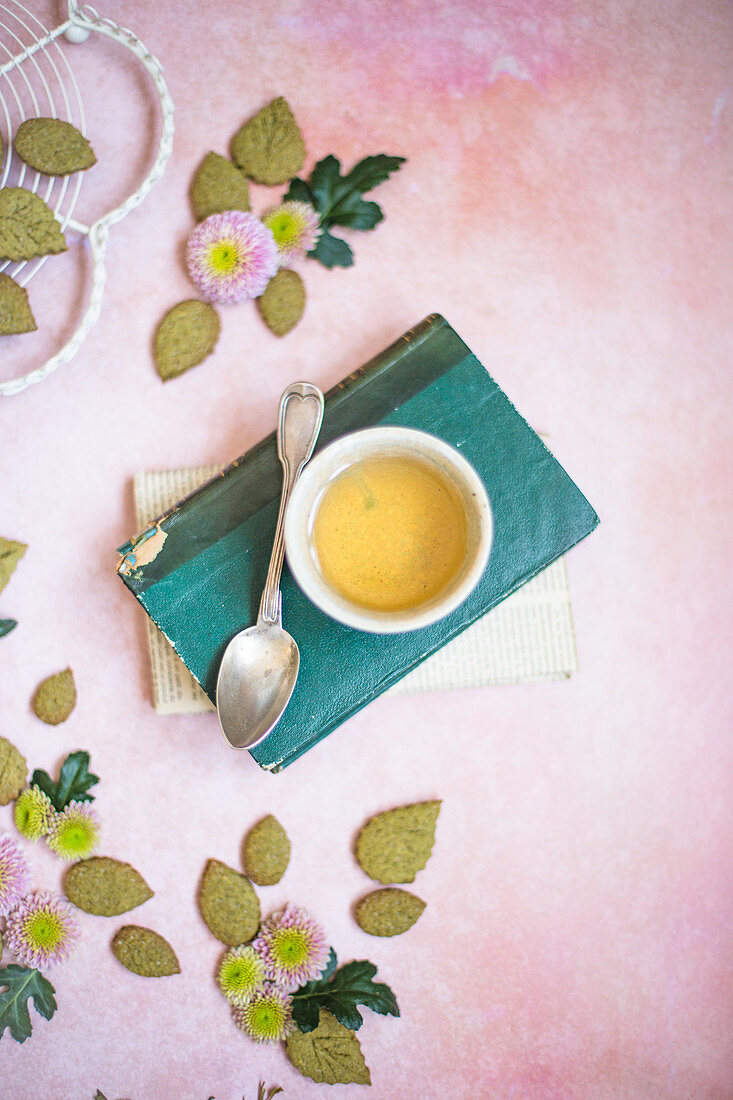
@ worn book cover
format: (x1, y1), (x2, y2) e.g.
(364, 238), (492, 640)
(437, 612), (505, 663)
(117, 315), (599, 771)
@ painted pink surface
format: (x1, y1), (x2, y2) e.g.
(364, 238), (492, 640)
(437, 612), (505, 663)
(1, 1), (731, 1097)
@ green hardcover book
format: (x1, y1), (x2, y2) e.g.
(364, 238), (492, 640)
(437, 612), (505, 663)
(117, 315), (599, 771)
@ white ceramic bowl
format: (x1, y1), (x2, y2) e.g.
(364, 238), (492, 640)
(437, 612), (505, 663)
(284, 426), (493, 633)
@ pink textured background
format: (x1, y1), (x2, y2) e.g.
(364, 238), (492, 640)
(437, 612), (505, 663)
(1, 1), (732, 1096)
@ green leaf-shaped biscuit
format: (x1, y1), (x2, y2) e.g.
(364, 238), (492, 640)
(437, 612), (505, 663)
(112, 926), (180, 977)
(286, 1009), (371, 1085)
(355, 887), (425, 937)
(0, 188), (66, 261)
(243, 814), (290, 885)
(0, 537), (27, 594)
(231, 96), (305, 185)
(199, 858), (260, 945)
(154, 299), (220, 381)
(64, 857), (153, 916)
(190, 151), (250, 221)
(32, 667), (76, 725)
(355, 800), (441, 884)
(14, 118), (96, 176)
(257, 269), (305, 337)
(0, 736), (27, 806)
(0, 274), (36, 335)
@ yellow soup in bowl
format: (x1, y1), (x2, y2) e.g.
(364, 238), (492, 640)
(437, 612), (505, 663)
(312, 454), (469, 612)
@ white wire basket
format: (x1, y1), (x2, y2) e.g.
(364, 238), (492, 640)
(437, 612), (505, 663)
(0, 0), (174, 396)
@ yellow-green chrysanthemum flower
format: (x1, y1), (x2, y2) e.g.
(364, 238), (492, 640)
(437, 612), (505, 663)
(217, 944), (266, 1006)
(262, 201), (320, 267)
(14, 785), (54, 841)
(232, 985), (294, 1043)
(46, 802), (100, 861)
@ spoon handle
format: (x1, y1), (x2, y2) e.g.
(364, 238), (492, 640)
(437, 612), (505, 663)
(259, 382), (325, 625)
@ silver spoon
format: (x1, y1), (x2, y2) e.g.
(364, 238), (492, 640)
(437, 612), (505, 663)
(216, 381), (325, 749)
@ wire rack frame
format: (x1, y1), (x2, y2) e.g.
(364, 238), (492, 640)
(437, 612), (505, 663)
(0, 0), (175, 396)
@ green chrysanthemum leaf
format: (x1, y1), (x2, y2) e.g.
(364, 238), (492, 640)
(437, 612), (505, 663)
(0, 965), (57, 1044)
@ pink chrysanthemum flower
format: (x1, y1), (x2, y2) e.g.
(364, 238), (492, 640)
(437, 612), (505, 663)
(253, 904), (329, 992)
(186, 211), (278, 303)
(4, 891), (80, 968)
(262, 201), (321, 267)
(0, 834), (30, 916)
(46, 802), (100, 861)
(231, 984), (294, 1043)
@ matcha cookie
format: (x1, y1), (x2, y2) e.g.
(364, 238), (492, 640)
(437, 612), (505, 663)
(354, 887), (426, 936)
(0, 274), (36, 335)
(112, 925), (180, 977)
(199, 858), (260, 945)
(190, 151), (250, 221)
(0, 537), (27, 594)
(0, 736), (27, 805)
(32, 667), (76, 725)
(14, 118), (97, 176)
(231, 97), (305, 186)
(65, 857), (153, 916)
(355, 800), (441, 884)
(257, 269), (305, 337)
(154, 299), (220, 381)
(286, 1009), (371, 1085)
(0, 187), (67, 261)
(243, 815), (290, 886)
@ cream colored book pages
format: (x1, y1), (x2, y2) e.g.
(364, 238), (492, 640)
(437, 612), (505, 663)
(133, 467), (578, 715)
(389, 557), (577, 694)
(134, 467), (219, 715)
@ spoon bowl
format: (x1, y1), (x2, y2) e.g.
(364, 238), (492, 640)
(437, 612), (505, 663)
(216, 622), (300, 749)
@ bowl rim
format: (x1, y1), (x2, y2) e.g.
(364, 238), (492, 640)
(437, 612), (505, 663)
(283, 426), (493, 634)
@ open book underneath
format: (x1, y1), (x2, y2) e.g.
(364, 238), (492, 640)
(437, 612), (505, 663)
(133, 465), (580, 717)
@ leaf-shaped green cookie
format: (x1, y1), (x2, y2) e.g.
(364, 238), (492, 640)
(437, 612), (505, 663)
(154, 299), (220, 381)
(231, 97), (305, 185)
(243, 814), (290, 885)
(190, 151), (250, 221)
(64, 857), (153, 916)
(0, 736), (27, 806)
(257, 270), (305, 337)
(0, 537), (27, 594)
(0, 274), (36, 335)
(355, 800), (441, 884)
(14, 118), (96, 176)
(0, 188), (66, 261)
(199, 858), (260, 945)
(286, 1009), (371, 1085)
(355, 887), (426, 936)
(112, 926), (180, 977)
(32, 667), (76, 725)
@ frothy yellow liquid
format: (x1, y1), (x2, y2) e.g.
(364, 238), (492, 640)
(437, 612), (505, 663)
(312, 455), (469, 613)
